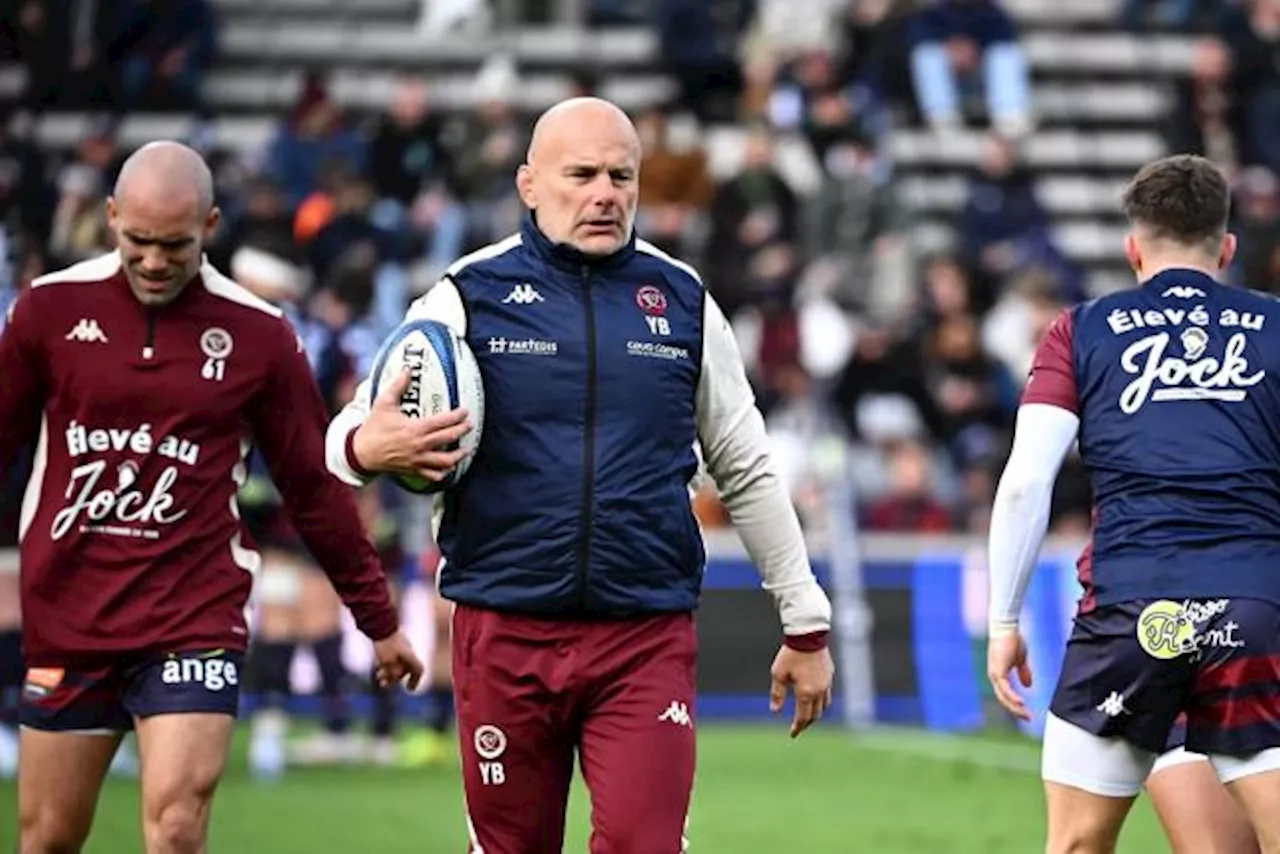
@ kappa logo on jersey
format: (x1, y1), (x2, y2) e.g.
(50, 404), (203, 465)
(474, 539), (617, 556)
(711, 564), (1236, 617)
(53, 421), (202, 541)
(1161, 286), (1207, 299)
(65, 318), (108, 343)
(160, 653), (239, 692)
(502, 283), (544, 305)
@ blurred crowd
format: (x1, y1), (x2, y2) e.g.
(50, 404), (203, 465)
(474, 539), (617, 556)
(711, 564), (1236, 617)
(5, 0), (1280, 553)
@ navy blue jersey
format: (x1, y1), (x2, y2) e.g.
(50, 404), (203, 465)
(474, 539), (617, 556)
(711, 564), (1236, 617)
(1024, 268), (1280, 608)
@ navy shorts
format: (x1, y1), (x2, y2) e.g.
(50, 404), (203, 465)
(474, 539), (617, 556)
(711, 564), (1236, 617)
(21, 649), (244, 732)
(1051, 598), (1280, 757)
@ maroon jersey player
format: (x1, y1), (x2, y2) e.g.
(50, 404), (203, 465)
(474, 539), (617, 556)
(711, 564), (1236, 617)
(0, 141), (422, 854)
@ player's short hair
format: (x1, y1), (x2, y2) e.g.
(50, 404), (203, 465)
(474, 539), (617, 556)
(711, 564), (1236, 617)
(1120, 154), (1231, 250)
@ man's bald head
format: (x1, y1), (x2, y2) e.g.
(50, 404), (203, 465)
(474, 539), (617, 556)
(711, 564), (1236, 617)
(107, 141), (221, 306)
(114, 141), (215, 218)
(517, 97), (642, 256)
(526, 97), (640, 166)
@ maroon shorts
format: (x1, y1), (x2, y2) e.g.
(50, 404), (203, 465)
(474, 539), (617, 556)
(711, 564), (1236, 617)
(452, 604), (696, 854)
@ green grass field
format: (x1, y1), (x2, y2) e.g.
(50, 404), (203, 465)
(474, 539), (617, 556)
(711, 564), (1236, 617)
(0, 724), (1168, 852)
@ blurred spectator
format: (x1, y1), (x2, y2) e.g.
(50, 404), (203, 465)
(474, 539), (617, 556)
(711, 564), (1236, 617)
(959, 134), (1085, 308)
(264, 74), (368, 208)
(1231, 166), (1280, 291)
(368, 77), (452, 210)
(704, 123), (798, 319)
(108, 0), (218, 112)
(367, 77), (465, 286)
(832, 324), (939, 442)
(1217, 0), (1280, 176)
(0, 236), (45, 332)
(0, 0), (113, 111)
(309, 257), (382, 397)
(209, 175), (300, 273)
(302, 168), (409, 338)
(0, 108), (53, 246)
(635, 105), (715, 257)
(801, 114), (912, 318)
(832, 0), (918, 119)
(47, 162), (108, 265)
(441, 55), (527, 251)
(907, 0), (1032, 136)
(731, 244), (802, 411)
(653, 0), (755, 122)
(864, 439), (954, 532)
(307, 170), (390, 283)
(1120, 0), (1217, 31)
(917, 254), (976, 325)
(763, 358), (850, 527)
(921, 312), (1017, 457)
(981, 267), (1067, 382)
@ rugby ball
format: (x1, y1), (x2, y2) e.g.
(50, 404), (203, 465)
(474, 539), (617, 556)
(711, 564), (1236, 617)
(368, 318), (484, 494)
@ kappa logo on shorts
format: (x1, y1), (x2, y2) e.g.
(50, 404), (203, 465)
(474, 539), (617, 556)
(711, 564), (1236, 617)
(658, 701), (693, 728)
(474, 724), (507, 760)
(1096, 691), (1129, 718)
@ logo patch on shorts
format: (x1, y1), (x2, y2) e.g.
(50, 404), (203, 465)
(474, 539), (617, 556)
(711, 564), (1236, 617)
(1137, 600), (1196, 659)
(23, 667), (65, 698)
(473, 724), (507, 760)
(1137, 599), (1243, 660)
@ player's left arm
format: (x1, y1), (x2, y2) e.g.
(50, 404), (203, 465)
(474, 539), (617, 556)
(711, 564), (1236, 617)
(695, 292), (833, 646)
(988, 311), (1081, 636)
(986, 309), (1081, 719)
(249, 319), (401, 644)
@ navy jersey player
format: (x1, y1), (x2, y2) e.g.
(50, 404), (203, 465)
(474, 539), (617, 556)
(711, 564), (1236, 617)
(986, 155), (1280, 854)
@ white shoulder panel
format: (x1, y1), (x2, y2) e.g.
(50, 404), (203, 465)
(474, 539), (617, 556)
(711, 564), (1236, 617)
(31, 252), (123, 288)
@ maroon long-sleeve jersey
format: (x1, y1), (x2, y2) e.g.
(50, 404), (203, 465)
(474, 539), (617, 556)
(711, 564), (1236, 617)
(0, 252), (399, 666)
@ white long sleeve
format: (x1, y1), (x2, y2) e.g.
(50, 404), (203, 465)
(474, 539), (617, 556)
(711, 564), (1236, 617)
(324, 279), (468, 486)
(987, 403), (1081, 635)
(697, 295), (832, 637)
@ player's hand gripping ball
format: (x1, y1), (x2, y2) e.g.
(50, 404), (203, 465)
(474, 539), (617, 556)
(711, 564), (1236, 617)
(369, 319), (485, 494)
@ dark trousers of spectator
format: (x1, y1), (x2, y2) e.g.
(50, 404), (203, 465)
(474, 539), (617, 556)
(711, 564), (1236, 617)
(117, 54), (205, 113)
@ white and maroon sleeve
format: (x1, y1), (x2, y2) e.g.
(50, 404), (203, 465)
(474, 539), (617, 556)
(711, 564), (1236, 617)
(0, 290), (47, 478)
(251, 318), (399, 641)
(987, 310), (1082, 635)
